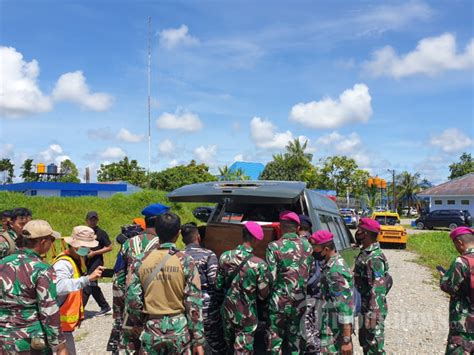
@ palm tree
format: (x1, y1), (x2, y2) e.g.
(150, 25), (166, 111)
(285, 139), (313, 165)
(218, 165), (232, 181)
(396, 171), (422, 209)
(233, 168), (249, 181)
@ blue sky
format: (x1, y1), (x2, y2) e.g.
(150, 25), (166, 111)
(0, 0), (473, 184)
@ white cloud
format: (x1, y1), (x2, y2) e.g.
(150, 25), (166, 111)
(100, 147), (126, 159)
(158, 139), (175, 156)
(38, 144), (70, 165)
(156, 110), (203, 132)
(168, 159), (179, 167)
(116, 128), (144, 143)
(250, 117), (304, 150)
(289, 84), (373, 129)
(0, 46), (52, 117)
(0, 143), (15, 158)
(316, 131), (371, 168)
(159, 25), (199, 49)
(52, 71), (114, 111)
(233, 154), (244, 162)
(194, 145), (217, 164)
(363, 33), (474, 78)
(430, 128), (473, 153)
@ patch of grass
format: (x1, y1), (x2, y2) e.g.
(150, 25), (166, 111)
(401, 224), (414, 230)
(407, 231), (458, 275)
(0, 190), (206, 267)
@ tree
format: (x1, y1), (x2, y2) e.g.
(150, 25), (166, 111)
(148, 160), (217, 191)
(0, 159), (15, 184)
(218, 166), (249, 181)
(285, 139), (313, 165)
(260, 139), (316, 185)
(20, 159), (39, 182)
(449, 152), (474, 180)
(97, 157), (147, 187)
(58, 159), (80, 183)
(396, 171), (422, 208)
(316, 156), (359, 196)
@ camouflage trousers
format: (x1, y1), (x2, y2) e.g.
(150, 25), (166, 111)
(358, 314), (385, 355)
(303, 300), (321, 354)
(221, 309), (258, 354)
(445, 331), (474, 354)
(139, 314), (192, 355)
(122, 328), (142, 354)
(204, 293), (227, 354)
(267, 304), (305, 355)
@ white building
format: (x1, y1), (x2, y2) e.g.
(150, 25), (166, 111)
(418, 172), (474, 216)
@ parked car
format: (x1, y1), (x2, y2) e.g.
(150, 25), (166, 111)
(415, 209), (472, 230)
(401, 206), (418, 217)
(340, 208), (358, 229)
(371, 211), (407, 248)
(168, 181), (356, 262)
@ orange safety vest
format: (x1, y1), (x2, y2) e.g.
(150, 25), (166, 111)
(53, 251), (84, 332)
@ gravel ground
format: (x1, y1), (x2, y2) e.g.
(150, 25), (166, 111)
(75, 248), (449, 354)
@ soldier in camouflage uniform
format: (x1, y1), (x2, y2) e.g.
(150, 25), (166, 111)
(0, 207), (32, 258)
(310, 230), (354, 355)
(182, 222), (225, 353)
(1, 209), (11, 231)
(353, 218), (389, 355)
(215, 221), (270, 354)
(112, 203), (169, 353)
(266, 211), (313, 354)
(125, 212), (204, 355)
(0, 220), (67, 355)
(439, 226), (474, 354)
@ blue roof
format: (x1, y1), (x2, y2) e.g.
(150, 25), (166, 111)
(0, 182), (127, 192)
(229, 161), (265, 180)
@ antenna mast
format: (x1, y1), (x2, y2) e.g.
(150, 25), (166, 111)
(147, 16), (152, 174)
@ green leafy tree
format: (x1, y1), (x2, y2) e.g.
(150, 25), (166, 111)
(396, 171), (422, 208)
(58, 159), (80, 183)
(260, 139), (316, 185)
(0, 159), (15, 184)
(97, 157), (147, 187)
(149, 160), (217, 191)
(316, 156), (359, 196)
(20, 159), (39, 182)
(449, 152), (474, 180)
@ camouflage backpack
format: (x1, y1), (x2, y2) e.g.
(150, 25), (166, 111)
(461, 254), (474, 306)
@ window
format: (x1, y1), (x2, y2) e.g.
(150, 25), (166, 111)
(447, 200), (455, 205)
(434, 200), (442, 205)
(462, 200), (470, 205)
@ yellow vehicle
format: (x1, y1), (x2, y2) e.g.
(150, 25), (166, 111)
(371, 212), (408, 248)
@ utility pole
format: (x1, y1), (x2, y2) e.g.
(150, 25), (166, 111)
(147, 16), (152, 175)
(387, 169), (396, 212)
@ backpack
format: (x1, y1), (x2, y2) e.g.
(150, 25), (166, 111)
(461, 254), (474, 306)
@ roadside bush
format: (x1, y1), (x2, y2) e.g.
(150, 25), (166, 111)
(0, 190), (203, 267)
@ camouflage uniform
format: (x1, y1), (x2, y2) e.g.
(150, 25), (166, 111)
(304, 258), (323, 354)
(125, 242), (204, 354)
(354, 242), (389, 355)
(266, 232), (313, 354)
(0, 229), (18, 259)
(319, 253), (354, 354)
(0, 249), (65, 353)
(215, 244), (270, 354)
(440, 247), (474, 354)
(113, 232), (159, 353)
(183, 244), (225, 353)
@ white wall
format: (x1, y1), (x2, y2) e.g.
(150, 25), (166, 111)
(26, 189), (60, 197)
(429, 195), (474, 216)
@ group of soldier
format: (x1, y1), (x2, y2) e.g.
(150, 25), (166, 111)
(0, 204), (473, 355)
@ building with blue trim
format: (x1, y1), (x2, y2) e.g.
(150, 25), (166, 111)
(0, 182), (135, 198)
(228, 161), (265, 180)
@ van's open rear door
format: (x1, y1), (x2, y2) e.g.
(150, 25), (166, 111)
(167, 181), (306, 204)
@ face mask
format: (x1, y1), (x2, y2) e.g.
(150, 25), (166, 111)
(77, 247), (90, 257)
(313, 250), (325, 261)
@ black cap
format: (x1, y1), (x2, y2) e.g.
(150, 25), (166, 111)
(86, 211), (99, 220)
(299, 214), (312, 228)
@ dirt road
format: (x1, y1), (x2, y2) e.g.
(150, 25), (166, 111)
(75, 248), (449, 354)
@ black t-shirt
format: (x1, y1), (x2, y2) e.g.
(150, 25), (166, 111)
(86, 226), (111, 273)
